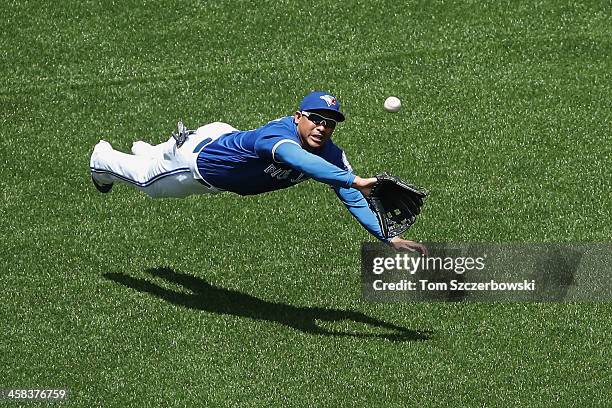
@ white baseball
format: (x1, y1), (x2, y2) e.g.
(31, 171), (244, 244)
(384, 96), (401, 113)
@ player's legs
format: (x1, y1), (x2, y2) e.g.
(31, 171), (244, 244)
(90, 122), (237, 198)
(90, 140), (210, 198)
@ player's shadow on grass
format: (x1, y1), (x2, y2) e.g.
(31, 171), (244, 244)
(104, 267), (430, 342)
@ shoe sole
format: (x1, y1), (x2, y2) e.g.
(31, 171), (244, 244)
(91, 174), (113, 193)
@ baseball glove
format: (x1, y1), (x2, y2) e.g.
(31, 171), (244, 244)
(366, 173), (427, 239)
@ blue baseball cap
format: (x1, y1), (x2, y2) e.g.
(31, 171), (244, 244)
(299, 91), (345, 122)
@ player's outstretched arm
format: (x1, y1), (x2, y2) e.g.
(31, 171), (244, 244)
(275, 143), (427, 254)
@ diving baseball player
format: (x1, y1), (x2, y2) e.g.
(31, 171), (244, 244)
(90, 91), (425, 252)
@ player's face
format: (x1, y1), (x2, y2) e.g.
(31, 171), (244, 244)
(294, 110), (336, 150)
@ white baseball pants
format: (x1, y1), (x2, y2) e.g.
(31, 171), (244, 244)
(90, 122), (237, 198)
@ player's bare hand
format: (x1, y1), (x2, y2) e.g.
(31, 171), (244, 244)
(352, 176), (378, 196)
(388, 237), (428, 255)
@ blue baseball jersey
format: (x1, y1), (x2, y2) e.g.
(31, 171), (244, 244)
(196, 116), (352, 195)
(196, 116), (387, 241)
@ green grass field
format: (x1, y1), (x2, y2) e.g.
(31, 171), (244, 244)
(1, 0), (611, 406)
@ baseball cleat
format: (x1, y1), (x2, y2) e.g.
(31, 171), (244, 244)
(91, 174), (113, 193)
(172, 121), (194, 148)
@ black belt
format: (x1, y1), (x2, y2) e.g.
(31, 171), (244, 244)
(193, 137), (213, 153)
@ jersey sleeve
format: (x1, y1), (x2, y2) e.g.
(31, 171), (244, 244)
(334, 186), (388, 242)
(253, 118), (299, 160)
(254, 134), (298, 160)
(324, 146), (387, 242)
(274, 142), (355, 188)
